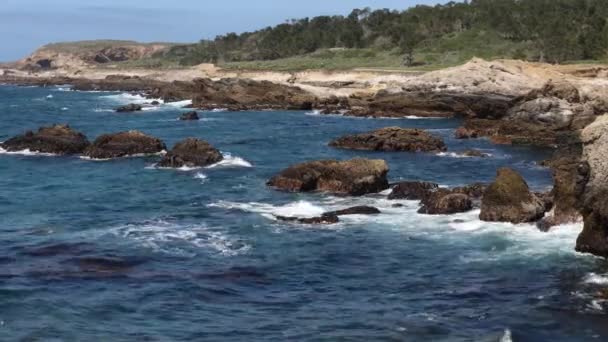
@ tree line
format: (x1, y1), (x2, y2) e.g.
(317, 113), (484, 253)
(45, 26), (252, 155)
(171, 0), (608, 65)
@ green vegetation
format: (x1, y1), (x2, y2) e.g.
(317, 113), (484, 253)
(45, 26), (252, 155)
(158, 0), (607, 70)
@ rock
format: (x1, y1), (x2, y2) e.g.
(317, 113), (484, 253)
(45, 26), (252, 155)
(575, 116), (608, 257)
(462, 149), (490, 158)
(179, 111), (200, 121)
(157, 138), (223, 168)
(451, 183), (488, 199)
(454, 127), (478, 139)
(1, 124), (90, 155)
(275, 215), (340, 225)
(329, 127), (446, 153)
(324, 206), (381, 216)
(479, 168), (546, 223)
(151, 100), (160, 105)
(116, 103), (142, 112)
(83, 131), (166, 159)
(529, 79), (581, 103)
(267, 158), (389, 196)
(418, 191), (473, 215)
(388, 181), (439, 200)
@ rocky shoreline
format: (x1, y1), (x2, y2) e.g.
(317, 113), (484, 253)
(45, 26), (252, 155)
(2, 58), (608, 258)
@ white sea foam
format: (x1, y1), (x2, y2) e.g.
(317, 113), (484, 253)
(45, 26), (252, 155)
(206, 153), (253, 169)
(46, 94), (53, 99)
(101, 93), (160, 104)
(165, 99), (192, 108)
(61, 107), (69, 111)
(80, 151), (166, 161)
(209, 200), (326, 220)
(583, 273), (608, 285)
(194, 172), (208, 182)
(500, 329), (513, 342)
(0, 146), (57, 157)
(112, 220), (250, 257)
(93, 108), (114, 113)
(211, 192), (584, 259)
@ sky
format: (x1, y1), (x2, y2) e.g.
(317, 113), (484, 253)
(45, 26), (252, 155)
(0, 0), (447, 61)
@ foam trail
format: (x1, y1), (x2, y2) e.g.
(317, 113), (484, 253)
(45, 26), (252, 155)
(112, 219), (250, 256)
(583, 273), (608, 285)
(0, 146), (57, 157)
(165, 100), (192, 108)
(206, 153), (253, 168)
(209, 200), (326, 219)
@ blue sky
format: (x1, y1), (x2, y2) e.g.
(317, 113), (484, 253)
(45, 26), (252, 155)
(0, 0), (447, 61)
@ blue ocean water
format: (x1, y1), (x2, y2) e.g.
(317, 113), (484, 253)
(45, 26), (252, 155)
(0, 85), (607, 341)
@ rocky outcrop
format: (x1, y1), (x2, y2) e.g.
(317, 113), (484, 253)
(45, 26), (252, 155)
(537, 134), (585, 230)
(267, 159), (389, 196)
(179, 111), (200, 121)
(157, 138), (223, 168)
(576, 116), (608, 257)
(388, 181), (439, 200)
(454, 127), (478, 139)
(329, 127), (446, 153)
(461, 79), (598, 146)
(83, 131), (166, 159)
(116, 103), (143, 112)
(480, 168), (546, 223)
(1, 124), (90, 155)
(418, 190), (473, 215)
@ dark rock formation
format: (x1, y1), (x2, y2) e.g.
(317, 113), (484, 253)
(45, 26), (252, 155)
(275, 214), (340, 225)
(462, 149), (490, 158)
(267, 158), (389, 196)
(1, 124), (90, 155)
(179, 111), (200, 121)
(157, 138), (223, 168)
(329, 127), (446, 153)
(84, 131), (166, 159)
(116, 103), (143, 112)
(323, 91), (515, 118)
(324, 206), (381, 216)
(275, 206), (380, 225)
(418, 190), (473, 215)
(538, 133), (585, 230)
(480, 168), (546, 223)
(388, 181), (439, 200)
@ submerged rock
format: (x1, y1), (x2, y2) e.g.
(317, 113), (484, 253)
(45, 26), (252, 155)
(83, 130), (166, 159)
(1, 124), (90, 155)
(157, 138), (223, 168)
(480, 168), (546, 223)
(462, 149), (490, 158)
(388, 181), (439, 200)
(329, 127), (446, 153)
(115, 103), (143, 112)
(275, 215), (340, 225)
(179, 111), (200, 121)
(267, 158), (389, 196)
(275, 206), (380, 225)
(324, 206), (381, 216)
(576, 115), (608, 257)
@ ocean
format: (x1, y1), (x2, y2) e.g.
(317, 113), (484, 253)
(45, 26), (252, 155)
(0, 84), (606, 341)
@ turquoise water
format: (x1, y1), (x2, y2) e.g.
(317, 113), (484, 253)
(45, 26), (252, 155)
(0, 85), (606, 341)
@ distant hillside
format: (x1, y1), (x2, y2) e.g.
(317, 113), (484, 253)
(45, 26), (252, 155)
(15, 40), (183, 71)
(163, 0), (608, 69)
